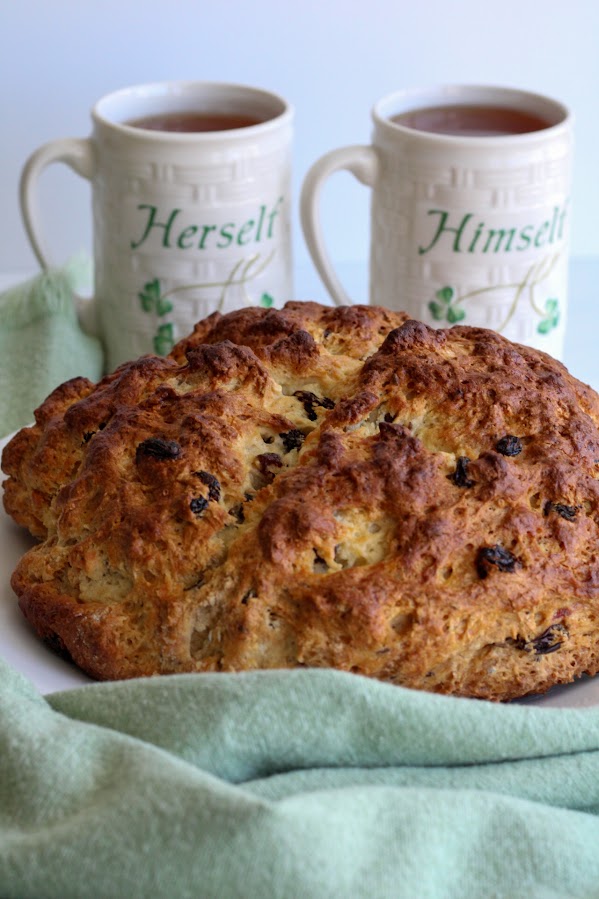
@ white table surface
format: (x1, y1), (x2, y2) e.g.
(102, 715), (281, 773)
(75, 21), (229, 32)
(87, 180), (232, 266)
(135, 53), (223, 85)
(560, 258), (599, 389)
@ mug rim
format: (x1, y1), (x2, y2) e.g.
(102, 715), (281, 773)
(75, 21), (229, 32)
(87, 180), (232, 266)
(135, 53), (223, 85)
(92, 80), (294, 140)
(372, 84), (571, 144)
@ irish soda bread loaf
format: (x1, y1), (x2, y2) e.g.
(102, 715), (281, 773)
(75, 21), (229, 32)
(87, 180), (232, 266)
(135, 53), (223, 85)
(4, 301), (599, 701)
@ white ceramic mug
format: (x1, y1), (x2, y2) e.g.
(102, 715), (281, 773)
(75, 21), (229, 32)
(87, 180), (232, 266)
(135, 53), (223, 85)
(301, 85), (572, 359)
(20, 81), (294, 371)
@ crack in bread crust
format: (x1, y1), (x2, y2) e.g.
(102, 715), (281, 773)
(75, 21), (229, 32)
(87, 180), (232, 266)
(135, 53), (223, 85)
(4, 302), (599, 700)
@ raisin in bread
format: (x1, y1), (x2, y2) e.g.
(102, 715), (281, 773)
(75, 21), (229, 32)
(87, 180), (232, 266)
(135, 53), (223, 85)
(4, 301), (599, 701)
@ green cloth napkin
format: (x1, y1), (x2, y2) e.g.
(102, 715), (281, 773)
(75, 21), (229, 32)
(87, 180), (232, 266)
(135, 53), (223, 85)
(2, 659), (599, 899)
(0, 265), (104, 438)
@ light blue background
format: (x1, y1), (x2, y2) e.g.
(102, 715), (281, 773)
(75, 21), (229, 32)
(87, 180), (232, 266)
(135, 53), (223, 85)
(1, 0), (598, 294)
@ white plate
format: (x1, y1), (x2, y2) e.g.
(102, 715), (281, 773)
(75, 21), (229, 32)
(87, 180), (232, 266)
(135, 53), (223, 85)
(2, 429), (599, 704)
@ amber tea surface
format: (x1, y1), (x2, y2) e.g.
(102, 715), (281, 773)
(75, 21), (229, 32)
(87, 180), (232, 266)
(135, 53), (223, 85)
(390, 104), (552, 137)
(126, 111), (265, 132)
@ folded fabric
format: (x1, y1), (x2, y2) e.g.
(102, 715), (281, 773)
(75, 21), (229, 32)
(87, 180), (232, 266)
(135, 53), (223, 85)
(0, 264), (104, 439)
(2, 658), (599, 899)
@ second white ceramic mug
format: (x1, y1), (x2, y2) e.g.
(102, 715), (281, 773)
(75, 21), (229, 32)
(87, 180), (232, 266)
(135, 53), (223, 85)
(20, 81), (294, 371)
(301, 85), (572, 359)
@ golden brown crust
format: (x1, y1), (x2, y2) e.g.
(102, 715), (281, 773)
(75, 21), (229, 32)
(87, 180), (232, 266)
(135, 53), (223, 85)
(5, 302), (599, 700)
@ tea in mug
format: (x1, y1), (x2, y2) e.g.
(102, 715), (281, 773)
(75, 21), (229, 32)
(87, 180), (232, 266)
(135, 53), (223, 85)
(126, 111), (265, 132)
(390, 104), (552, 137)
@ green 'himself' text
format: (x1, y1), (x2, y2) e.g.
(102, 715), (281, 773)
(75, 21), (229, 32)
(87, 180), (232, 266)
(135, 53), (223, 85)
(418, 202), (569, 256)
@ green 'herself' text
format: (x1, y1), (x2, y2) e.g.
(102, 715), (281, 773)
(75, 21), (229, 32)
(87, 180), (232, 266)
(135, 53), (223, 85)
(130, 198), (284, 251)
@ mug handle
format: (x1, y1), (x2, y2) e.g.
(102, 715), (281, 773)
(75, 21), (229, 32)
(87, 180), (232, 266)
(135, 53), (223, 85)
(19, 137), (97, 330)
(20, 138), (95, 269)
(300, 145), (378, 306)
